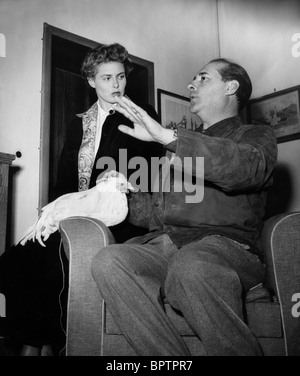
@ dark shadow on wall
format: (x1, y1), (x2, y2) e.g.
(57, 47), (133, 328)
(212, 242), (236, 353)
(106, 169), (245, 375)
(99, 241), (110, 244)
(264, 163), (293, 220)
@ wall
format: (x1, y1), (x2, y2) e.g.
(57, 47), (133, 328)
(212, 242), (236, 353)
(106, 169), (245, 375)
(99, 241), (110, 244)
(0, 0), (219, 244)
(218, 0), (300, 212)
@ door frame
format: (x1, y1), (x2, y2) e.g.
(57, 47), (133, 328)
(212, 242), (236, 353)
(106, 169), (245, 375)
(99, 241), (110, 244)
(39, 23), (155, 210)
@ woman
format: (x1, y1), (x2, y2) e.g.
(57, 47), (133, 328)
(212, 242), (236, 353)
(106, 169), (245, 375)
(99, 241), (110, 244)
(0, 43), (163, 356)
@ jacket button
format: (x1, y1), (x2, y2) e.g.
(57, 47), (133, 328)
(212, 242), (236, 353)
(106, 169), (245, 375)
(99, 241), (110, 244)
(154, 201), (160, 207)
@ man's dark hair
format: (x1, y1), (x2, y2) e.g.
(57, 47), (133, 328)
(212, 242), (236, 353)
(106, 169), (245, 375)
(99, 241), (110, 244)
(210, 58), (252, 111)
(81, 43), (133, 81)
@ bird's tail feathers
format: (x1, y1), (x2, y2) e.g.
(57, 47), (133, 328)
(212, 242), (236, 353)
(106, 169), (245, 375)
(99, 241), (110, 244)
(17, 199), (60, 246)
(17, 216), (47, 247)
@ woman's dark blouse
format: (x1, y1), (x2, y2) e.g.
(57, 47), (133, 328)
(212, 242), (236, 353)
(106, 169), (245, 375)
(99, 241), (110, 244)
(52, 104), (163, 242)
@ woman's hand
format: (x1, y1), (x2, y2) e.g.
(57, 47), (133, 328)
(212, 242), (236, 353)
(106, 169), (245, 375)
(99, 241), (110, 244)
(113, 96), (175, 145)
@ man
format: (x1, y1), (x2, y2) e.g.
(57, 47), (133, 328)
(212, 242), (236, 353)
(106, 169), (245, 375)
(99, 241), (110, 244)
(91, 58), (278, 356)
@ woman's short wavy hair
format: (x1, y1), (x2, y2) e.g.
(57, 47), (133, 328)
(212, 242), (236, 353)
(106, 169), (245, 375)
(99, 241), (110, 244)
(81, 43), (133, 81)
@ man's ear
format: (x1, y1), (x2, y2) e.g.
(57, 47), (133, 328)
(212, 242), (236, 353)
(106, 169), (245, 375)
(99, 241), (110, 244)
(88, 77), (96, 89)
(225, 80), (239, 96)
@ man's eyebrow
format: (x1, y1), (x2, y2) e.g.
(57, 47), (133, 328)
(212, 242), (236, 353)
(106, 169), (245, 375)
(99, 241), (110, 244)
(193, 72), (208, 80)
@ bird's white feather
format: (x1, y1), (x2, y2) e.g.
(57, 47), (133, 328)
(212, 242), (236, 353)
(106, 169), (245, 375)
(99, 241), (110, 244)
(18, 171), (134, 247)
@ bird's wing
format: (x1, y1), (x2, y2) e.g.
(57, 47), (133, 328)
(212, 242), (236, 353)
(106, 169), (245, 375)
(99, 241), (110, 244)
(91, 191), (129, 226)
(18, 189), (94, 246)
(18, 171), (132, 247)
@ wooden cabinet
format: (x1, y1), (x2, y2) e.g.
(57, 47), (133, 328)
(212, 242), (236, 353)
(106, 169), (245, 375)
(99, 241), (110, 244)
(0, 152), (15, 256)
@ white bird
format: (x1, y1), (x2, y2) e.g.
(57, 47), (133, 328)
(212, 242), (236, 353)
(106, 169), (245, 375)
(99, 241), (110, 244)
(18, 170), (134, 247)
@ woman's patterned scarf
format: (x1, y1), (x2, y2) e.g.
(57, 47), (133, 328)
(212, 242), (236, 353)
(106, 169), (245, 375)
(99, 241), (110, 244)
(77, 102), (98, 191)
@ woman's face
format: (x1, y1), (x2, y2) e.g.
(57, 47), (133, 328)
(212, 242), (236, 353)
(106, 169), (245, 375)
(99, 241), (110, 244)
(88, 61), (127, 112)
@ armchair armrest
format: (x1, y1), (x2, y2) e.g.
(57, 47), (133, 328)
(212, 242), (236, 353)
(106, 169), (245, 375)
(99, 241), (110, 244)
(261, 212), (300, 356)
(59, 216), (115, 356)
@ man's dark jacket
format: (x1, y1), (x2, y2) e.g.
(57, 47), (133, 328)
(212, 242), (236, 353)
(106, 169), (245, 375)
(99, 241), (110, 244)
(147, 116), (278, 257)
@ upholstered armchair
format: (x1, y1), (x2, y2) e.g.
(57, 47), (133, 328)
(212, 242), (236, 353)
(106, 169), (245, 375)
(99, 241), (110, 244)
(59, 212), (300, 356)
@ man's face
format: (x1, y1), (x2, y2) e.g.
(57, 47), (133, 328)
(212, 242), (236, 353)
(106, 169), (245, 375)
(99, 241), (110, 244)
(88, 61), (127, 112)
(188, 61), (228, 118)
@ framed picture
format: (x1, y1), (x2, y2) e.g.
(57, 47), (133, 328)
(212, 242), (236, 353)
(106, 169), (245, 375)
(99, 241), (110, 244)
(247, 85), (300, 143)
(157, 89), (203, 132)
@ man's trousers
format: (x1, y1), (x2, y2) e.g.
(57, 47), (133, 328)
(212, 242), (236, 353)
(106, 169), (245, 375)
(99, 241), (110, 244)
(91, 233), (265, 356)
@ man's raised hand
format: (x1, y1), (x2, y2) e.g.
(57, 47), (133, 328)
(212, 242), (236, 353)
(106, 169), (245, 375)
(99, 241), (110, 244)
(114, 96), (174, 145)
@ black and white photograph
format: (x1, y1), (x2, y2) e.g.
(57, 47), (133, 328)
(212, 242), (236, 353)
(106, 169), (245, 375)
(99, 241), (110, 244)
(158, 89), (203, 131)
(248, 85), (300, 143)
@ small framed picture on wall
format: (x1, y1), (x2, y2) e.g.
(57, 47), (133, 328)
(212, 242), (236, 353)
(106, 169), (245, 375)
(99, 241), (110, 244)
(157, 89), (203, 132)
(247, 85), (300, 143)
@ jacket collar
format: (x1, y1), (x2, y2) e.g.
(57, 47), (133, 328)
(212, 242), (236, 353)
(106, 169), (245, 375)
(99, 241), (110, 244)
(76, 101), (98, 120)
(202, 116), (243, 138)
(76, 101), (116, 119)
